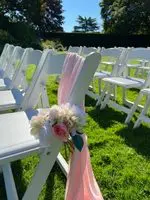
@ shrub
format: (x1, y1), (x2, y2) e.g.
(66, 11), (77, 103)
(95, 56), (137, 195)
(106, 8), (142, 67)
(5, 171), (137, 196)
(0, 29), (15, 53)
(41, 39), (66, 51)
(8, 22), (41, 49)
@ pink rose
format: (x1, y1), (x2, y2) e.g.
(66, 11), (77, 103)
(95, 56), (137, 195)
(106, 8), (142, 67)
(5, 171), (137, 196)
(52, 123), (69, 142)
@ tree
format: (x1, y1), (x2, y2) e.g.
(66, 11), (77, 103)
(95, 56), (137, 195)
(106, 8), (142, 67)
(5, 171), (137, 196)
(0, 0), (64, 33)
(100, 0), (150, 34)
(73, 15), (99, 32)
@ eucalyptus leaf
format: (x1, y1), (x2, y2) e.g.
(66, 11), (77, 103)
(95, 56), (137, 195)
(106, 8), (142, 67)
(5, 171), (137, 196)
(72, 134), (84, 152)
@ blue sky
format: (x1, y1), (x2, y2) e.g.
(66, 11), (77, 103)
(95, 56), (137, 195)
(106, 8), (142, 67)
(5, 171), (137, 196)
(63, 0), (102, 32)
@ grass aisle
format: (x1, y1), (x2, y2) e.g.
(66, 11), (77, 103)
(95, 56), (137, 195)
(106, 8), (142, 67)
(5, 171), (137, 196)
(0, 75), (150, 200)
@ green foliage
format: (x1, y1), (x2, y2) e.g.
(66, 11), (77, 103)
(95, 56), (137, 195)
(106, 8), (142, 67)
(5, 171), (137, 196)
(0, 29), (15, 53)
(73, 15), (99, 32)
(41, 40), (66, 51)
(100, 0), (150, 34)
(8, 22), (40, 48)
(25, 64), (37, 83)
(0, 29), (15, 44)
(0, 0), (64, 34)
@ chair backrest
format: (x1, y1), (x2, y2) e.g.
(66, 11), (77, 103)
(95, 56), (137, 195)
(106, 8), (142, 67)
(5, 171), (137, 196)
(2, 44), (15, 71)
(0, 43), (9, 67)
(100, 47), (125, 75)
(101, 47), (124, 58)
(121, 48), (150, 77)
(4, 46), (25, 79)
(12, 49), (42, 91)
(69, 52), (101, 105)
(21, 51), (66, 109)
(80, 46), (98, 56)
(68, 46), (82, 54)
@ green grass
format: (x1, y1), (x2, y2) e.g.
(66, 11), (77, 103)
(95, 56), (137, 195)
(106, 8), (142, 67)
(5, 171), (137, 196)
(1, 63), (150, 199)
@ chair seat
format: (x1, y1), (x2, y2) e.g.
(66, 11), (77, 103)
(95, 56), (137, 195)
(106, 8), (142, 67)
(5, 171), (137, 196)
(0, 89), (23, 110)
(127, 64), (141, 68)
(0, 110), (40, 160)
(94, 71), (111, 79)
(101, 61), (115, 66)
(103, 77), (144, 88)
(141, 88), (150, 95)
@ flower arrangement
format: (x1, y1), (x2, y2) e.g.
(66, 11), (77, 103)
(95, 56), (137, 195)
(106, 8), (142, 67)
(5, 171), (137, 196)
(30, 103), (86, 151)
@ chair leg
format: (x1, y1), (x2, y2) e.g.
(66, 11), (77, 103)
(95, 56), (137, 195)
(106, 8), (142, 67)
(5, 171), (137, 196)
(100, 84), (113, 110)
(98, 78), (101, 95)
(2, 164), (18, 200)
(125, 93), (143, 124)
(96, 82), (108, 106)
(113, 85), (117, 101)
(122, 87), (126, 105)
(22, 145), (61, 200)
(134, 95), (150, 128)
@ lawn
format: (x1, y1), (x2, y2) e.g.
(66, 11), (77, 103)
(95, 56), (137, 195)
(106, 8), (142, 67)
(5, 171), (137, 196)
(1, 63), (150, 200)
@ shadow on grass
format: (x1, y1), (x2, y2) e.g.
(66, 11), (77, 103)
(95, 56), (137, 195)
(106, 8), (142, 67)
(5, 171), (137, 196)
(88, 106), (126, 129)
(116, 124), (150, 158)
(86, 95), (150, 158)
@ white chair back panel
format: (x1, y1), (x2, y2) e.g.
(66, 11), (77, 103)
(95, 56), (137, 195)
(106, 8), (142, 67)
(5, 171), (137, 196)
(47, 53), (66, 74)
(0, 43), (9, 67)
(127, 48), (150, 60)
(13, 49), (42, 90)
(68, 46), (82, 54)
(101, 48), (123, 58)
(81, 46), (98, 56)
(2, 45), (15, 71)
(11, 48), (32, 87)
(70, 52), (101, 105)
(22, 52), (66, 109)
(4, 47), (25, 79)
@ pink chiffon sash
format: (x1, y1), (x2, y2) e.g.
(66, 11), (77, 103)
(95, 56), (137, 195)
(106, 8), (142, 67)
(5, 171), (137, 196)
(58, 52), (104, 200)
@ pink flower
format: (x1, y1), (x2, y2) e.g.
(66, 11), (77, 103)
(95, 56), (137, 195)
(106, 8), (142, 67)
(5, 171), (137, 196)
(52, 123), (69, 142)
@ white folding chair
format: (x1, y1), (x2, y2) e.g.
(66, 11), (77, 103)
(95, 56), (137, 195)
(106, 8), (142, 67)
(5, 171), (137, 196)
(0, 49), (43, 112)
(0, 52), (100, 200)
(124, 70), (150, 126)
(0, 46), (25, 90)
(131, 88), (150, 128)
(0, 44), (15, 78)
(100, 48), (150, 122)
(88, 47), (127, 101)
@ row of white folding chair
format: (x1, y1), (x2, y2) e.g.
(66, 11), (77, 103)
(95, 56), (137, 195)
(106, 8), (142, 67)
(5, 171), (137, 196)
(0, 51), (101, 200)
(0, 48), (43, 112)
(67, 45), (100, 56)
(67, 46), (82, 54)
(99, 48), (150, 126)
(0, 46), (25, 90)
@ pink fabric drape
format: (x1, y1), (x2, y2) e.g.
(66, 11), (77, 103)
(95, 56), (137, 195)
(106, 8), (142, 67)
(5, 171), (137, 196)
(58, 52), (84, 105)
(58, 52), (104, 200)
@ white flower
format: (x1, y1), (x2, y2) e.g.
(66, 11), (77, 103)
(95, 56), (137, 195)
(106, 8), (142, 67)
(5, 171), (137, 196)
(48, 105), (61, 121)
(30, 115), (46, 136)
